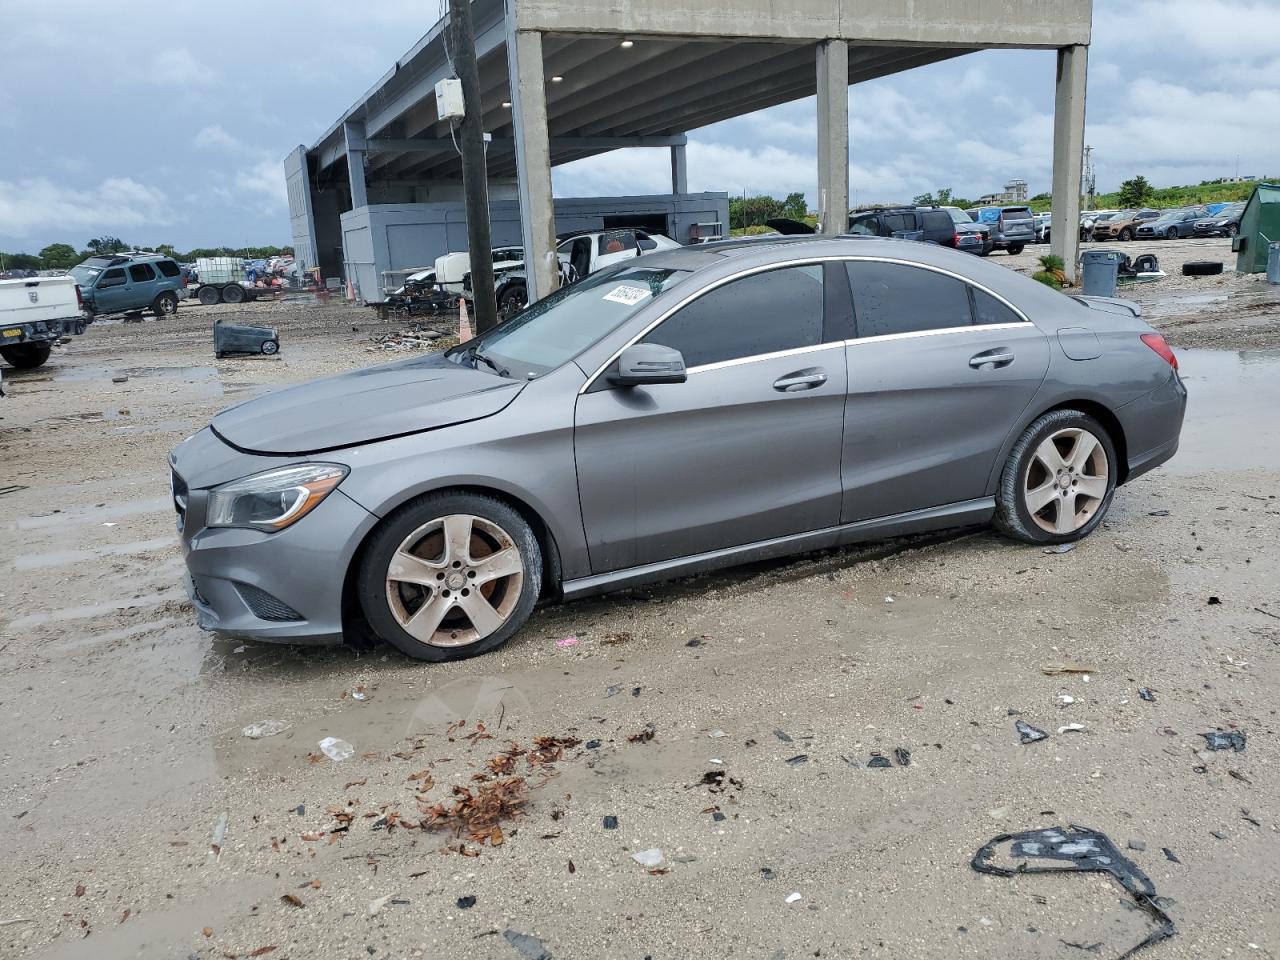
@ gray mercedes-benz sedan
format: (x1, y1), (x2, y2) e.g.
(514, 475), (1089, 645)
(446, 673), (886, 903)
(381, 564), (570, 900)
(170, 237), (1185, 661)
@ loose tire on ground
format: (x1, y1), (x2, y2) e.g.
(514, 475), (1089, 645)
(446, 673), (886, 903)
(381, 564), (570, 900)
(993, 409), (1118, 546)
(197, 286), (220, 306)
(357, 491), (542, 662)
(152, 291), (179, 318)
(1182, 260), (1224, 277)
(221, 284), (246, 304)
(0, 342), (53, 369)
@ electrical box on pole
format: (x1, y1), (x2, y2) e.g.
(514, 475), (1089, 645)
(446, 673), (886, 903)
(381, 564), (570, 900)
(434, 79), (465, 121)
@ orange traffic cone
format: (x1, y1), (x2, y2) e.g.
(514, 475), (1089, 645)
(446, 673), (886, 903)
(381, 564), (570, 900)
(458, 296), (474, 342)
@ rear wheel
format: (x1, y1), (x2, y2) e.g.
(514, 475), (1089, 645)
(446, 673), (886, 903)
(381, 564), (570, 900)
(994, 410), (1116, 545)
(0, 342), (52, 369)
(1007, 243), (1024, 255)
(152, 291), (179, 318)
(197, 286), (220, 306)
(358, 492), (542, 662)
(260, 338), (279, 355)
(221, 283), (246, 304)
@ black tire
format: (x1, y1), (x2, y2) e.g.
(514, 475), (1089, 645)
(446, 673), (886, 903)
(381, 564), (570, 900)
(0, 342), (52, 369)
(993, 409), (1118, 546)
(1007, 244), (1024, 255)
(978, 246), (992, 257)
(357, 491), (542, 662)
(197, 286), (220, 306)
(1182, 260), (1224, 277)
(1165, 228), (1178, 240)
(260, 338), (279, 355)
(498, 283), (527, 319)
(221, 283), (246, 304)
(1119, 228), (1133, 241)
(152, 291), (179, 318)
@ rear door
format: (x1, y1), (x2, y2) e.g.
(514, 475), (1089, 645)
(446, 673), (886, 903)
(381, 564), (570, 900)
(838, 258), (1051, 521)
(594, 230), (641, 272)
(128, 262), (157, 307)
(574, 262), (849, 572)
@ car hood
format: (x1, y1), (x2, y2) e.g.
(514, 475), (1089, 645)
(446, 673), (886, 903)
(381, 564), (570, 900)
(210, 351), (524, 455)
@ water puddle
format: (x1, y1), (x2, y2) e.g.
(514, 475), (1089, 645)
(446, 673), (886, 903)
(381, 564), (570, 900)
(9, 589), (184, 630)
(12, 536), (176, 571)
(6, 495), (171, 531)
(1170, 348), (1280, 475)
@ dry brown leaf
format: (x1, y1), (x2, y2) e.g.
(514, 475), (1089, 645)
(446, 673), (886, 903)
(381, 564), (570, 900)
(490, 825), (504, 846)
(169, 840), (188, 847)
(308, 879), (322, 889)
(249, 948), (277, 958)
(120, 909), (131, 923)
(202, 927), (213, 938)
(300, 832), (324, 841)
(1041, 660), (1099, 675)
(343, 779), (367, 790)
(280, 894), (303, 909)
(75, 884), (85, 897)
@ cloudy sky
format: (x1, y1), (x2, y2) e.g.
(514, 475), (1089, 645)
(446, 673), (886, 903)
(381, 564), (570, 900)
(0, 1), (1274, 252)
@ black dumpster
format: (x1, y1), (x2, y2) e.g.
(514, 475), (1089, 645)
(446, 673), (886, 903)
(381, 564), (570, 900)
(213, 318), (279, 358)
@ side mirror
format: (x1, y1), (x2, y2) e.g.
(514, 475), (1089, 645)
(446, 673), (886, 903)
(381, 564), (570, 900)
(609, 343), (687, 387)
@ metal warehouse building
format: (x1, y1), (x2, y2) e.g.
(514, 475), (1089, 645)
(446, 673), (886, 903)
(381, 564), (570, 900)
(285, 0), (1094, 300)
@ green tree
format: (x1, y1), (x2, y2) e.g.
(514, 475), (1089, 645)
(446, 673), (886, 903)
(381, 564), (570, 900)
(39, 243), (79, 269)
(913, 187), (956, 207)
(86, 235), (129, 255)
(782, 191), (807, 218)
(1116, 175), (1153, 208)
(0, 252), (42, 272)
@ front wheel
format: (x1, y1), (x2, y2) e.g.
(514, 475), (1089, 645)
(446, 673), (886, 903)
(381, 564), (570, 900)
(357, 492), (542, 662)
(1227, 224), (1239, 238)
(0, 342), (52, 369)
(1166, 228), (1178, 239)
(498, 283), (527, 320)
(994, 410), (1117, 545)
(1119, 228), (1133, 241)
(1006, 243), (1024, 255)
(152, 291), (179, 318)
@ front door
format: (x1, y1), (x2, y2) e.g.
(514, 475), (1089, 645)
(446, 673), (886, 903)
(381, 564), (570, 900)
(92, 267), (131, 313)
(574, 263), (849, 572)
(838, 259), (1051, 522)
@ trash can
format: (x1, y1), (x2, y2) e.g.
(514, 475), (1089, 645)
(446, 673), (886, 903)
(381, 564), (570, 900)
(1080, 248), (1123, 297)
(1267, 242), (1280, 285)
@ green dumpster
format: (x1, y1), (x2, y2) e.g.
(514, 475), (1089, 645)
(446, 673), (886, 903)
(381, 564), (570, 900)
(1234, 182), (1280, 274)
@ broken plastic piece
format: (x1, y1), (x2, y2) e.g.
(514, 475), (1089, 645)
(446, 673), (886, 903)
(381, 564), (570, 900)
(504, 928), (552, 960)
(457, 895), (476, 909)
(773, 729), (793, 743)
(242, 720), (289, 739)
(785, 891), (802, 904)
(555, 635), (579, 648)
(632, 848), (664, 868)
(1044, 542), (1076, 554)
(1162, 847), (1181, 864)
(1201, 730), (1246, 752)
(1016, 720), (1049, 744)
(893, 747), (911, 767)
(972, 825), (1175, 960)
(318, 737), (354, 761)
(867, 753), (892, 769)
(1058, 723), (1087, 734)
(1138, 688), (1155, 702)
(603, 815), (618, 830)
(785, 754), (809, 766)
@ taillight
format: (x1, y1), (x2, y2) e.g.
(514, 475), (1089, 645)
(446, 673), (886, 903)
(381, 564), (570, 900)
(1141, 333), (1178, 371)
(953, 232), (961, 247)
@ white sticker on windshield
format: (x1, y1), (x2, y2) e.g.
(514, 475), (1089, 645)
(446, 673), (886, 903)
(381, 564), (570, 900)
(602, 283), (651, 306)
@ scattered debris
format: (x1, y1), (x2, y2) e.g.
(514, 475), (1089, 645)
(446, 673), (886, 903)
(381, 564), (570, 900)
(603, 816), (619, 830)
(972, 825), (1175, 959)
(209, 811), (229, 860)
(242, 720), (289, 739)
(1128, 839), (1146, 851)
(555, 635), (579, 649)
(421, 778), (527, 843)
(1254, 606), (1280, 621)
(1162, 847), (1181, 864)
(367, 893), (398, 916)
(1148, 510), (1170, 517)
(1044, 542), (1076, 554)
(457, 895), (476, 909)
(708, 729), (727, 739)
(601, 632), (632, 645)
(280, 894), (304, 909)
(685, 636), (706, 648)
(1206, 596), (1221, 606)
(504, 929), (552, 960)
(627, 724), (656, 744)
(867, 753), (892, 769)
(1042, 661), (1098, 676)
(1201, 730), (1246, 752)
(1138, 688), (1156, 703)
(1058, 723), (1087, 734)
(773, 729), (793, 743)
(893, 747), (912, 767)
(319, 737), (354, 762)
(1058, 695), (1076, 705)
(785, 754), (809, 766)
(632, 848), (664, 868)
(1016, 720), (1049, 744)
(111, 375), (129, 384)
(785, 892), (803, 904)
(700, 769), (744, 793)
(760, 867), (776, 880)
(604, 684), (622, 698)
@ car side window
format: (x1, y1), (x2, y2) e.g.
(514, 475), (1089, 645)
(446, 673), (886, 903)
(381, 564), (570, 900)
(846, 261), (972, 338)
(99, 267), (127, 288)
(599, 230), (637, 255)
(847, 216), (878, 237)
(972, 287), (1022, 326)
(635, 232), (657, 251)
(156, 260), (180, 278)
(642, 264), (824, 368)
(881, 213), (911, 234)
(128, 263), (156, 283)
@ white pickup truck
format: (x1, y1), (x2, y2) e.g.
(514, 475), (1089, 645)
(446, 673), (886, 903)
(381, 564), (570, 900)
(0, 275), (88, 373)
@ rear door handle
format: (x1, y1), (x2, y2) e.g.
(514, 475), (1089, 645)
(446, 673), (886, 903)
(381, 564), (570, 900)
(969, 350), (1014, 369)
(773, 368), (827, 392)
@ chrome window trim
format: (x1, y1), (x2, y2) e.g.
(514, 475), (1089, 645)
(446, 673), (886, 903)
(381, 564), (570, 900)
(687, 340), (841, 375)
(579, 254), (1033, 394)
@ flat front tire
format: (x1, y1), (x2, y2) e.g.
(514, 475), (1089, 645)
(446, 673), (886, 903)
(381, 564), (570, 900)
(994, 410), (1117, 545)
(357, 492), (542, 662)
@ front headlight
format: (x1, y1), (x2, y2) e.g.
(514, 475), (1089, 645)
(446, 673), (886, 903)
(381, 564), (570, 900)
(207, 463), (348, 531)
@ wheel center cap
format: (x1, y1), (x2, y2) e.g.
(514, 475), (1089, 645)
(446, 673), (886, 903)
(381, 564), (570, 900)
(447, 572), (466, 590)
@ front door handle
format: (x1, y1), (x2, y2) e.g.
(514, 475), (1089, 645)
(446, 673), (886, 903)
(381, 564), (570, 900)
(773, 368), (827, 392)
(969, 350), (1014, 369)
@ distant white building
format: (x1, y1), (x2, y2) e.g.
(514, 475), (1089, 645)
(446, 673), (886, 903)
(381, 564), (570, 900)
(977, 178), (1030, 206)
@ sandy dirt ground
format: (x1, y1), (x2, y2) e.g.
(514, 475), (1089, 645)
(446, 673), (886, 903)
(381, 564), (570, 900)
(2, 238), (1279, 960)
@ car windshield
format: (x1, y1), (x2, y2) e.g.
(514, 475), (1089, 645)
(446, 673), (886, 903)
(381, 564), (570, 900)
(449, 264), (690, 379)
(70, 263), (106, 284)
(943, 208), (972, 224)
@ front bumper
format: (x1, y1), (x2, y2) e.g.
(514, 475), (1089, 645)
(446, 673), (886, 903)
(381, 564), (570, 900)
(171, 433), (380, 644)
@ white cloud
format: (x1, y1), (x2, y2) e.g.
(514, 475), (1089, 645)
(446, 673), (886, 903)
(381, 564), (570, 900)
(148, 48), (215, 87)
(0, 177), (170, 236)
(235, 156), (289, 208)
(194, 125), (242, 150)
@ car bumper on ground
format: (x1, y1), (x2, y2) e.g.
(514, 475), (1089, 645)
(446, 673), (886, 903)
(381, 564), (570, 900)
(180, 485), (378, 645)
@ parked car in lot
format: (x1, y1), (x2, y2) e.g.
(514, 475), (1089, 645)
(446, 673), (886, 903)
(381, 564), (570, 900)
(1193, 202), (1245, 237)
(1090, 209), (1156, 242)
(1136, 208), (1206, 240)
(72, 253), (186, 318)
(773, 206), (988, 254)
(1033, 213), (1051, 243)
(1079, 210), (1120, 241)
(971, 205), (1036, 253)
(0, 274), (88, 370)
(171, 236), (1186, 661)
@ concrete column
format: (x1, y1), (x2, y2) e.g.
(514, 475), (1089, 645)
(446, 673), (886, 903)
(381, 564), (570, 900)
(506, 27), (558, 303)
(669, 141), (688, 195)
(1050, 44), (1088, 283)
(815, 39), (849, 237)
(343, 121), (368, 210)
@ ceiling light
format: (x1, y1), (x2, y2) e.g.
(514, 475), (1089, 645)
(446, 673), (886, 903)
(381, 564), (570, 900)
(619, 39), (634, 48)
(550, 75), (563, 83)
(501, 101), (512, 108)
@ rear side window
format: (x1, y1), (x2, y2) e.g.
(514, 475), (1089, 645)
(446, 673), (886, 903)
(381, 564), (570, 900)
(128, 263), (156, 282)
(847, 215), (879, 237)
(881, 213), (913, 234)
(846, 261), (971, 338)
(972, 288), (1022, 326)
(156, 260), (180, 278)
(644, 265), (824, 367)
(922, 211), (952, 232)
(599, 230), (637, 255)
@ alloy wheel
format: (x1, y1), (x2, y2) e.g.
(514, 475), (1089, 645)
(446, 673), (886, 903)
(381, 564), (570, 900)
(384, 514), (524, 647)
(1023, 427), (1109, 534)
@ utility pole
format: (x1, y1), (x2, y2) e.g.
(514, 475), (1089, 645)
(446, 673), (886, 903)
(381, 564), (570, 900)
(449, 0), (497, 333)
